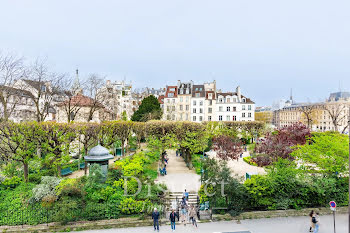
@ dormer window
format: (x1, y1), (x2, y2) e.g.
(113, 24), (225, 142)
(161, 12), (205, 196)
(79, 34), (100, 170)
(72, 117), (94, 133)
(41, 85), (46, 92)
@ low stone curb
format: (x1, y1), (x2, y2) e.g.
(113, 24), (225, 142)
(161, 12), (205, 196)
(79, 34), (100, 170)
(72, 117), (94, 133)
(1, 207), (347, 233)
(213, 206), (348, 221)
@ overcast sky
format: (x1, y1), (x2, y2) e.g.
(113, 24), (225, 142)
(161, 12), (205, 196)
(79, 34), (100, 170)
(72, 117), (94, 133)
(1, 0), (349, 106)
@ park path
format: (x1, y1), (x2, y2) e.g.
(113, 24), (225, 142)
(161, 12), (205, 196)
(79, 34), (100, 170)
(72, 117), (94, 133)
(206, 150), (266, 179)
(155, 149), (201, 192)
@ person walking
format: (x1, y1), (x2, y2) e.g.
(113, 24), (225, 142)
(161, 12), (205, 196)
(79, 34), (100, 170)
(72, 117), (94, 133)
(308, 210), (315, 232)
(189, 205), (198, 227)
(183, 189), (189, 201)
(312, 212), (320, 233)
(180, 201), (188, 226)
(169, 209), (178, 232)
(152, 208), (160, 232)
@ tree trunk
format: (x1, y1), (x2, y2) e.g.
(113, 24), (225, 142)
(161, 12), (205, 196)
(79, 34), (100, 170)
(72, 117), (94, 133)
(57, 165), (62, 177)
(23, 162), (29, 182)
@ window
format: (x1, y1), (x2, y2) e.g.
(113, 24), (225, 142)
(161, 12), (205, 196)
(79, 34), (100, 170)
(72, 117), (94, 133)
(168, 93), (174, 97)
(193, 108), (197, 113)
(170, 88), (175, 92)
(180, 97), (183, 102)
(186, 105), (189, 110)
(193, 100), (197, 106)
(248, 105), (252, 110)
(180, 105), (183, 111)
(186, 96), (189, 102)
(209, 100), (212, 106)
(219, 106), (223, 111)
(208, 107), (212, 113)
(219, 115), (223, 121)
(226, 98), (230, 103)
(193, 116), (196, 121)
(167, 114), (171, 120)
(172, 114), (175, 120)
(242, 105), (246, 110)
(172, 99), (175, 103)
(199, 116), (203, 121)
(172, 106), (175, 111)
(227, 107), (230, 112)
(167, 106), (170, 112)
(248, 113), (252, 117)
(200, 101), (203, 106)
(233, 107), (236, 112)
(219, 98), (223, 103)
(208, 93), (212, 99)
(208, 116), (212, 121)
(242, 113), (246, 117)
(199, 108), (203, 113)
(167, 99), (170, 103)
(233, 116), (237, 121)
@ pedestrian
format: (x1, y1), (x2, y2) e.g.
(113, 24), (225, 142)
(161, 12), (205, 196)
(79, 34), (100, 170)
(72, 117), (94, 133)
(176, 150), (179, 157)
(162, 164), (167, 175)
(169, 209), (178, 232)
(152, 207), (160, 232)
(308, 210), (315, 232)
(189, 205), (197, 227)
(183, 189), (189, 201)
(312, 212), (320, 233)
(180, 200), (187, 226)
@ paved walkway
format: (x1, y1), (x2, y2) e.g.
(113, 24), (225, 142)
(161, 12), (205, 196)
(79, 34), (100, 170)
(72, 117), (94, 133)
(76, 214), (348, 233)
(206, 150), (266, 179)
(155, 150), (201, 192)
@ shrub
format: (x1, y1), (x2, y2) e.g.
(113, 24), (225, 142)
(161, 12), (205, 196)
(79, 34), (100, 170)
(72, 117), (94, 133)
(55, 178), (82, 197)
(31, 176), (61, 202)
(120, 198), (150, 214)
(1, 176), (22, 189)
(28, 173), (42, 184)
(243, 156), (257, 166)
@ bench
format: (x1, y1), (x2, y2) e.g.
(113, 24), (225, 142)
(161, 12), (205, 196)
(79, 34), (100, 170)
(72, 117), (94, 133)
(61, 167), (73, 176)
(79, 162), (85, 169)
(159, 168), (165, 176)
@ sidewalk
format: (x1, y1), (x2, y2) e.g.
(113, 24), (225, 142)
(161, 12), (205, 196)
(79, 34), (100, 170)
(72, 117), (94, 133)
(155, 150), (201, 192)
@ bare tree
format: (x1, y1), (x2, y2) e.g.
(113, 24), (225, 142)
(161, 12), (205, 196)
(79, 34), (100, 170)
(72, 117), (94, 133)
(0, 53), (25, 121)
(83, 74), (105, 122)
(24, 59), (65, 122)
(298, 104), (321, 129)
(323, 102), (347, 132)
(58, 77), (83, 123)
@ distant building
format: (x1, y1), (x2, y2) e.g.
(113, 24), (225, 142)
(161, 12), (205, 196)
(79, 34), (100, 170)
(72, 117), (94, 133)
(273, 91), (350, 133)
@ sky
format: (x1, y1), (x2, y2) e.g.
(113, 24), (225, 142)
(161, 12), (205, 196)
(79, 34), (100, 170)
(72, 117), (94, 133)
(0, 0), (349, 106)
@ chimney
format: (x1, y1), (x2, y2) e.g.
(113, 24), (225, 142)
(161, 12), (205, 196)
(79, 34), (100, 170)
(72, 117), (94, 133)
(106, 80), (111, 86)
(236, 86), (242, 102)
(177, 80), (181, 87)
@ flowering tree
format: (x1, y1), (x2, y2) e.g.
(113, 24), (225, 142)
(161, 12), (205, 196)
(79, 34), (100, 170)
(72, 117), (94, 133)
(253, 122), (311, 166)
(212, 135), (243, 160)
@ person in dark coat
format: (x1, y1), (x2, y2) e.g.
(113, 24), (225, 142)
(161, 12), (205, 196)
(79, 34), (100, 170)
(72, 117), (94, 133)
(169, 209), (178, 231)
(152, 208), (160, 232)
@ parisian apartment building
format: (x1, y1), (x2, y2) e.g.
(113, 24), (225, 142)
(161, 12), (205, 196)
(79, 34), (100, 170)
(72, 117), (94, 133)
(271, 91), (350, 133)
(162, 80), (255, 122)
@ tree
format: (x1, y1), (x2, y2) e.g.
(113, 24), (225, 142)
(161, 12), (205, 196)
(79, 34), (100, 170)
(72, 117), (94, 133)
(291, 131), (349, 174)
(58, 78), (82, 123)
(131, 95), (162, 122)
(76, 123), (100, 156)
(83, 74), (105, 122)
(132, 122), (145, 148)
(0, 53), (26, 121)
(0, 121), (41, 182)
(298, 104), (322, 129)
(323, 102), (347, 132)
(25, 59), (65, 122)
(254, 122), (311, 166)
(39, 122), (76, 176)
(102, 121), (133, 156)
(254, 112), (272, 124)
(212, 135), (243, 161)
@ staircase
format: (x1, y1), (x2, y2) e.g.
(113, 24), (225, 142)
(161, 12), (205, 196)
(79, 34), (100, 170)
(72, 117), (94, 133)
(163, 191), (199, 218)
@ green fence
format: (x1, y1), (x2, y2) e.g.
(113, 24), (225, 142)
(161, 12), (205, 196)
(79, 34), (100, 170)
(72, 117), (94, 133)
(0, 202), (121, 226)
